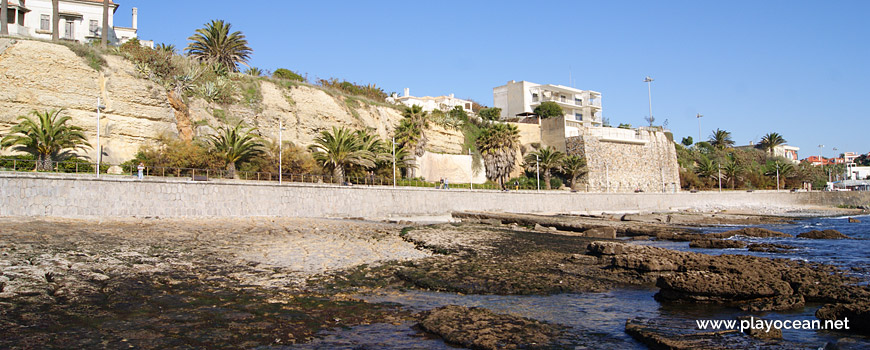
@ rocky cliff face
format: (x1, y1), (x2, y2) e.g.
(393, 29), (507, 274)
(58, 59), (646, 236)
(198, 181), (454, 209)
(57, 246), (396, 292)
(0, 39), (460, 164)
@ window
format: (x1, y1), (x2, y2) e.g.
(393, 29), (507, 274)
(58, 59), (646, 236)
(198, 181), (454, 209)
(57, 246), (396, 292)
(575, 113), (583, 121)
(89, 20), (99, 36)
(64, 19), (74, 40)
(575, 98), (582, 106)
(41, 15), (50, 31)
(532, 93), (539, 102)
(560, 95), (566, 102)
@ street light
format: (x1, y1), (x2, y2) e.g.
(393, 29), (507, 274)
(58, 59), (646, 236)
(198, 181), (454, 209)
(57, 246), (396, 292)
(278, 118), (285, 184)
(718, 163), (722, 193)
(96, 98), (106, 177)
(696, 113), (703, 142)
(392, 137), (396, 188)
(644, 77), (654, 126)
(535, 154), (540, 192)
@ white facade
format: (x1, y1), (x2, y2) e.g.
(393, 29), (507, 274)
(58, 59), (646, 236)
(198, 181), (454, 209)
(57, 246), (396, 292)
(2, 0), (141, 46)
(493, 80), (603, 126)
(388, 88), (474, 114)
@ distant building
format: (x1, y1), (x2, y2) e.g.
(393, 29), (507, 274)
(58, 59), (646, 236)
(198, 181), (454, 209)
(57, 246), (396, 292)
(387, 88), (473, 114)
(493, 80), (603, 127)
(2, 0), (149, 47)
(844, 152), (859, 164)
(735, 144), (800, 163)
(802, 156), (836, 166)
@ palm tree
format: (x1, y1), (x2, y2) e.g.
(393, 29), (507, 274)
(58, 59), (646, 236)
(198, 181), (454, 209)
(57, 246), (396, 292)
(764, 159), (795, 189)
(308, 126), (375, 185)
(476, 122), (520, 190)
(708, 129), (735, 150)
(1, 109), (91, 171)
(1, 0), (9, 36)
(244, 67), (264, 77)
(185, 19), (252, 73)
(758, 132), (787, 155)
(694, 156), (718, 185)
(394, 105), (429, 157)
(51, 0), (59, 41)
(721, 159), (741, 189)
(101, 0), (109, 48)
(524, 146), (565, 190)
(156, 43), (177, 54)
(208, 123), (264, 179)
(560, 155), (587, 190)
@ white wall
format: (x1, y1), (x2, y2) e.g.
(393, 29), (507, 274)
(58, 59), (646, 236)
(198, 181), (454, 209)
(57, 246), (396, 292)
(19, 0), (124, 44)
(416, 151), (487, 184)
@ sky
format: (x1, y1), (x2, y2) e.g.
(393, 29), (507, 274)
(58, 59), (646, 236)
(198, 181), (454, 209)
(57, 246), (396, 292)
(115, 0), (869, 158)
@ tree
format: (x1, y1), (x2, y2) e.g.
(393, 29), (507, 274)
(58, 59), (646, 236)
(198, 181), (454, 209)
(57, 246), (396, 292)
(560, 155), (587, 190)
(694, 156), (718, 184)
(478, 107), (502, 121)
(709, 129), (735, 150)
(51, 0), (59, 41)
(476, 122), (520, 190)
(185, 19), (252, 73)
(720, 158), (741, 189)
(758, 132), (786, 155)
(533, 101), (563, 119)
(394, 105), (429, 157)
(101, 0), (109, 48)
(208, 123), (265, 179)
(272, 68), (304, 81)
(681, 136), (693, 147)
(308, 126), (375, 185)
(764, 159), (795, 189)
(524, 146), (564, 190)
(0, 109), (91, 171)
(156, 43), (177, 54)
(1, 0), (9, 36)
(244, 67), (264, 77)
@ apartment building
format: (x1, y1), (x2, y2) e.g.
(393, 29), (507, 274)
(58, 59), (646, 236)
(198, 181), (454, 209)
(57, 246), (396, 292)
(2, 0), (145, 47)
(493, 80), (602, 126)
(387, 88), (474, 114)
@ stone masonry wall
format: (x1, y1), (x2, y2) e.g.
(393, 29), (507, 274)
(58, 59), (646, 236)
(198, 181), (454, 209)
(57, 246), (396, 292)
(567, 129), (680, 193)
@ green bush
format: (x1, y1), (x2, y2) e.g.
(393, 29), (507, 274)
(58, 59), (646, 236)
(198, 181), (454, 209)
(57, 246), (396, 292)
(63, 42), (108, 71)
(550, 177), (563, 189)
(273, 68), (305, 82)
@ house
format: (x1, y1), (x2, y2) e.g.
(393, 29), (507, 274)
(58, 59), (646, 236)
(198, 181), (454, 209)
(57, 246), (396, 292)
(802, 156), (835, 166)
(387, 88), (474, 114)
(493, 80), (603, 126)
(735, 143), (800, 163)
(844, 152), (859, 164)
(1, 0), (148, 47)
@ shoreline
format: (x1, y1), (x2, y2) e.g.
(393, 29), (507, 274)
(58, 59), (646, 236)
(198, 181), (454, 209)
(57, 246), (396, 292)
(1, 209), (868, 349)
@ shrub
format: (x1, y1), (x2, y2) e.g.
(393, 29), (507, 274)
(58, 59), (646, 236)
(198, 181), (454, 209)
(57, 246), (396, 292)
(317, 78), (388, 102)
(550, 177), (563, 189)
(533, 101), (563, 119)
(63, 42), (107, 71)
(273, 68), (305, 82)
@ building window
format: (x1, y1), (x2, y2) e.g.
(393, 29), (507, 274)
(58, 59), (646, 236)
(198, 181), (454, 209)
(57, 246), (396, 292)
(41, 15), (51, 31)
(575, 113), (583, 121)
(532, 93), (539, 102)
(90, 20), (99, 36)
(575, 98), (582, 106)
(560, 95), (566, 102)
(64, 19), (74, 40)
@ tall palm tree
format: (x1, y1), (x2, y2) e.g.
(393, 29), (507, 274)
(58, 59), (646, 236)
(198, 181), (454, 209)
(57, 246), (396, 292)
(758, 132), (786, 155)
(51, 0), (59, 41)
(1, 0), (9, 36)
(524, 146), (565, 190)
(476, 122), (520, 190)
(244, 67), (264, 77)
(560, 154), (587, 190)
(694, 156), (718, 185)
(1, 109), (91, 171)
(185, 19), (252, 73)
(394, 105), (429, 157)
(765, 159), (795, 189)
(308, 126), (375, 185)
(101, 0), (110, 48)
(708, 129), (735, 150)
(721, 159), (741, 189)
(208, 123), (264, 179)
(156, 43), (177, 54)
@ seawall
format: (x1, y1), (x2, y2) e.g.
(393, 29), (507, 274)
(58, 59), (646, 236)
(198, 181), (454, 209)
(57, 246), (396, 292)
(2, 173), (869, 218)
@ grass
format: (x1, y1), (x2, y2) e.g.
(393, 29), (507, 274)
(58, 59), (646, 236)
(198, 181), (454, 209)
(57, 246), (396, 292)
(62, 42), (108, 71)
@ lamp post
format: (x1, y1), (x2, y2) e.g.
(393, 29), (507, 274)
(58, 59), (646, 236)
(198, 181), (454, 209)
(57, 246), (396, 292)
(278, 118), (284, 184)
(644, 77), (654, 126)
(775, 163), (781, 192)
(392, 137), (396, 188)
(536, 154), (540, 192)
(96, 98), (106, 177)
(696, 113), (703, 142)
(718, 163), (722, 193)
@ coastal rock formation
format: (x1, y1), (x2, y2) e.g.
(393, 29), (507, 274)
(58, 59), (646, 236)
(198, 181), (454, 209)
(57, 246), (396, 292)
(797, 230), (851, 239)
(747, 243), (798, 253)
(816, 301), (870, 334)
(848, 217), (861, 223)
(656, 227), (791, 242)
(625, 317), (797, 349)
(418, 305), (563, 350)
(689, 239), (747, 249)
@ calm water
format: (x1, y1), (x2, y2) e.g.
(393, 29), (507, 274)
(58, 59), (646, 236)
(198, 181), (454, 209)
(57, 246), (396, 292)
(284, 215), (870, 349)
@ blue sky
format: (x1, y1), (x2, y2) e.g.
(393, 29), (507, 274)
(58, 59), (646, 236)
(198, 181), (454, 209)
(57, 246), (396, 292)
(117, 0), (868, 158)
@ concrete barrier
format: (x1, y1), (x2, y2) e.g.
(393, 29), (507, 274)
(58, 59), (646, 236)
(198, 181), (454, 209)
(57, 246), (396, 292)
(1, 173), (868, 218)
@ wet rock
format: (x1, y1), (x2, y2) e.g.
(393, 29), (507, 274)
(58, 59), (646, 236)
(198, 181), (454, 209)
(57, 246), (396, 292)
(825, 337), (868, 350)
(689, 239), (747, 249)
(566, 254), (598, 265)
(739, 295), (805, 312)
(625, 317), (796, 350)
(418, 305), (563, 350)
(736, 316), (783, 339)
(629, 235), (651, 241)
(816, 301), (870, 334)
(848, 217), (861, 223)
(747, 243), (798, 253)
(706, 227), (792, 239)
(655, 271), (793, 304)
(797, 230), (850, 239)
(582, 226), (617, 239)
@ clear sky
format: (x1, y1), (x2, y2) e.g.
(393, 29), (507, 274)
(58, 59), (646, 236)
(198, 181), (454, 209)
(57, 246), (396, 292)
(116, 0), (868, 158)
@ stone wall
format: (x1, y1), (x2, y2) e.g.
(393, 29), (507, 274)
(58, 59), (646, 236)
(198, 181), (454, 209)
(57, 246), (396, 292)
(2, 173), (868, 218)
(415, 151), (487, 184)
(567, 129), (680, 193)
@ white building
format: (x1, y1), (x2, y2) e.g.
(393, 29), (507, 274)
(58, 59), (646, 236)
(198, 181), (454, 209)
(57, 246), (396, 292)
(736, 144), (800, 164)
(2, 0), (144, 46)
(388, 88), (474, 114)
(493, 80), (603, 126)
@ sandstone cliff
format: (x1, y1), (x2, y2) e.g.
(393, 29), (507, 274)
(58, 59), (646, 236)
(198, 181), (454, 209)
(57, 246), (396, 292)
(0, 39), (461, 163)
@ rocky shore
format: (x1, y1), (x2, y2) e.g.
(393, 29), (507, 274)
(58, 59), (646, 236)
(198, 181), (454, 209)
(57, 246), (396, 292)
(1, 210), (867, 349)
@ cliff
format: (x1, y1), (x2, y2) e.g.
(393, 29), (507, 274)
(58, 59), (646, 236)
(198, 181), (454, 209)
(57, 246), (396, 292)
(0, 39), (461, 163)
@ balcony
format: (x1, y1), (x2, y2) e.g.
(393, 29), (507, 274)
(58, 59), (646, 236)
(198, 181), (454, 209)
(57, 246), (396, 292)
(588, 127), (649, 144)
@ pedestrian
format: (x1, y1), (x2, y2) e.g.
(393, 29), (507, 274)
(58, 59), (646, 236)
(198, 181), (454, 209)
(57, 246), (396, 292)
(439, 178), (444, 189)
(137, 162), (145, 180)
(444, 178), (449, 190)
(514, 180), (519, 191)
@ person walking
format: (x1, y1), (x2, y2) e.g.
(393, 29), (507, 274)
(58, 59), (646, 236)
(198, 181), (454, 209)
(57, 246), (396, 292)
(137, 162), (145, 180)
(444, 178), (449, 190)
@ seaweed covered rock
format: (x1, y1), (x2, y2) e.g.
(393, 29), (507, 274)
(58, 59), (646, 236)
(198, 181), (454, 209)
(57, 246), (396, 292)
(418, 305), (563, 350)
(797, 230), (850, 239)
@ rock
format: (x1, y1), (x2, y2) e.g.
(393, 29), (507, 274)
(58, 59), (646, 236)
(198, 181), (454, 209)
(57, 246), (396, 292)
(689, 239), (747, 249)
(739, 295), (805, 312)
(797, 230), (850, 240)
(656, 271), (793, 304)
(625, 317), (796, 349)
(848, 217), (861, 223)
(737, 316), (783, 339)
(566, 254), (598, 265)
(747, 243), (798, 253)
(816, 301), (870, 334)
(630, 235), (651, 241)
(707, 227), (792, 239)
(534, 223), (547, 231)
(107, 165), (124, 175)
(548, 226), (557, 232)
(582, 226), (617, 239)
(418, 305), (563, 350)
